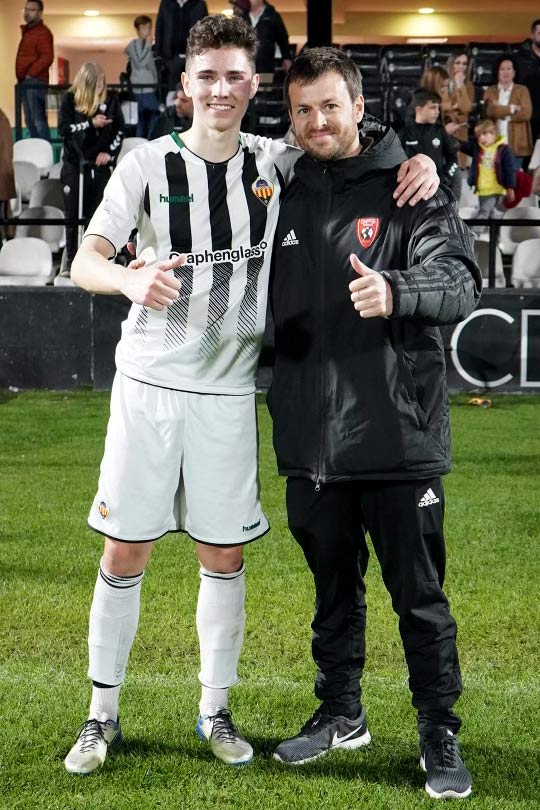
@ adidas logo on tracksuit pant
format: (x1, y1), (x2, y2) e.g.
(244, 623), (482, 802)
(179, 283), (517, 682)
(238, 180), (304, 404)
(418, 488), (440, 507)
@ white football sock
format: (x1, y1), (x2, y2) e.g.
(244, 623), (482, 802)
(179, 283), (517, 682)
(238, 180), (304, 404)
(196, 564), (246, 707)
(87, 559), (144, 692)
(89, 684), (122, 722)
(199, 685), (229, 718)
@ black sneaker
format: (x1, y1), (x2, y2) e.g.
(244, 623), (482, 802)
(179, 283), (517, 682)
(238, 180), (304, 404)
(420, 727), (472, 799)
(273, 706), (371, 765)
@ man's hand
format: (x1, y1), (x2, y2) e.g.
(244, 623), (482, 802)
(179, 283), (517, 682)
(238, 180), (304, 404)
(95, 152), (112, 167)
(119, 253), (184, 311)
(394, 154), (440, 208)
(505, 188), (515, 204)
(349, 254), (393, 318)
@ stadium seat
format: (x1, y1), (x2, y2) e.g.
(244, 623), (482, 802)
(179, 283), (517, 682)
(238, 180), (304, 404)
(13, 160), (41, 203)
(425, 46), (467, 68)
(459, 182), (480, 213)
(13, 137), (54, 174)
(15, 205), (65, 254)
(473, 239), (506, 287)
(459, 205), (480, 220)
(116, 136), (148, 164)
(0, 236), (53, 285)
(499, 205), (540, 255)
(29, 178), (65, 211)
(385, 83), (416, 130)
(9, 182), (22, 219)
(511, 238), (540, 287)
(381, 46), (424, 83)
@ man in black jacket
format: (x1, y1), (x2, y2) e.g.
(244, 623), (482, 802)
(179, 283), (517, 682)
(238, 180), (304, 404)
(155, 0), (208, 94)
(517, 19), (540, 146)
(241, 1), (292, 77)
(269, 48), (481, 800)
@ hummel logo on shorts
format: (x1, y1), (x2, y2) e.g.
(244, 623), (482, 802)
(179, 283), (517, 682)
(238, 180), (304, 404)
(282, 229), (299, 247)
(418, 488), (440, 508)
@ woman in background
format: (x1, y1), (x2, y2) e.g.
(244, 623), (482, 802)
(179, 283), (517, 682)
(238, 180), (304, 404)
(58, 62), (124, 277)
(446, 50), (475, 148)
(484, 55), (533, 168)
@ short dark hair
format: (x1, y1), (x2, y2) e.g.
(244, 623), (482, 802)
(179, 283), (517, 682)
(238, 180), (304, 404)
(491, 54), (519, 85)
(284, 47), (363, 110)
(531, 18), (540, 31)
(134, 15), (152, 29)
(412, 88), (441, 108)
(27, 0), (44, 11)
(186, 14), (257, 70)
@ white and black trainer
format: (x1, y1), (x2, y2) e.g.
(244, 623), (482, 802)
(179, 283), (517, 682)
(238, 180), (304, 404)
(420, 727), (472, 799)
(64, 713), (122, 775)
(273, 707), (371, 765)
(196, 710), (253, 766)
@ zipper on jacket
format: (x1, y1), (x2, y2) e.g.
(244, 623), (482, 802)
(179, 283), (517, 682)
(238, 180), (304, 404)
(315, 175), (332, 489)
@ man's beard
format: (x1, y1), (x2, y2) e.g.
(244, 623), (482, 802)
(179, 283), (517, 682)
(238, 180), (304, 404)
(295, 120), (359, 162)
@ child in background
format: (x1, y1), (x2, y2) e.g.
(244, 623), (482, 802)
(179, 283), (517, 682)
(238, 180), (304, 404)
(461, 119), (516, 227)
(400, 88), (460, 197)
(125, 15), (159, 138)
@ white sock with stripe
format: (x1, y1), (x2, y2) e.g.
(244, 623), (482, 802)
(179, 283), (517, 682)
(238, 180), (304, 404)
(87, 559), (144, 719)
(197, 564), (246, 717)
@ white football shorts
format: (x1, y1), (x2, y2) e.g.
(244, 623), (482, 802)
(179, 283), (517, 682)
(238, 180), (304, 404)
(88, 374), (269, 545)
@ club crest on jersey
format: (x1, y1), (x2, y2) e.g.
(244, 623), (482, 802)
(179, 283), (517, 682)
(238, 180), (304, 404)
(252, 176), (274, 206)
(98, 501), (110, 519)
(356, 217), (380, 249)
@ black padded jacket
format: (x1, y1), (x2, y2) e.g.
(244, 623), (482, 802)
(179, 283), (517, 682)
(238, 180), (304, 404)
(268, 121), (482, 484)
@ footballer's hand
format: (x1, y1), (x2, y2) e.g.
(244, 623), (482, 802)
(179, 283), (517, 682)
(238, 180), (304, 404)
(394, 153), (440, 208)
(120, 254), (184, 310)
(349, 254), (393, 318)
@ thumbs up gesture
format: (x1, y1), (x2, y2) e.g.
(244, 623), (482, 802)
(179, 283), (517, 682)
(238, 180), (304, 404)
(348, 254), (393, 318)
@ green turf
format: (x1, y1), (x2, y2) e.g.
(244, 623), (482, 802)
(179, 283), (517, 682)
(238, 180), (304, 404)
(0, 390), (539, 809)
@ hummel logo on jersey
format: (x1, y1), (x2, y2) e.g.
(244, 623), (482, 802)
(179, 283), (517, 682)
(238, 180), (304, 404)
(160, 193), (193, 204)
(282, 229), (299, 247)
(418, 488), (440, 508)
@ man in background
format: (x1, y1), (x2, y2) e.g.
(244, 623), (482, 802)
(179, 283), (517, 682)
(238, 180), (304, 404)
(155, 0), (208, 98)
(517, 20), (540, 154)
(149, 81), (193, 138)
(15, 0), (54, 140)
(241, 1), (292, 80)
(125, 15), (160, 138)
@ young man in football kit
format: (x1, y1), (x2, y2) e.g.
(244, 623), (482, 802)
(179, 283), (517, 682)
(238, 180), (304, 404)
(269, 48), (482, 799)
(64, 15), (440, 775)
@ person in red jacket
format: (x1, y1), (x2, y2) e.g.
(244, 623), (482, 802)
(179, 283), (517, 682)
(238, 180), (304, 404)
(15, 0), (54, 140)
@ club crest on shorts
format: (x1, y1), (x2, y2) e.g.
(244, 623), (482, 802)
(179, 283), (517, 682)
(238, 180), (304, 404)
(98, 501), (110, 519)
(252, 176), (274, 206)
(356, 217), (380, 249)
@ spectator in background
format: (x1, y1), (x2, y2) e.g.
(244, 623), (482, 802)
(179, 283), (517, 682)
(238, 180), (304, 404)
(460, 119), (516, 234)
(58, 62), (124, 278)
(15, 0), (54, 140)
(149, 82), (193, 138)
(517, 20), (540, 147)
(484, 55), (533, 169)
(446, 50), (474, 166)
(241, 1), (292, 80)
(125, 15), (160, 139)
(0, 108), (16, 245)
(155, 0), (208, 97)
(400, 88), (460, 198)
(420, 66), (463, 138)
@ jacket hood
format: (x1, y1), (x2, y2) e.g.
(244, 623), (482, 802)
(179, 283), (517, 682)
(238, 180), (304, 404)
(294, 115), (407, 191)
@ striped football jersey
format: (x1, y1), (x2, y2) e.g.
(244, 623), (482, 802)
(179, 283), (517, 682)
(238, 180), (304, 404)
(85, 132), (301, 393)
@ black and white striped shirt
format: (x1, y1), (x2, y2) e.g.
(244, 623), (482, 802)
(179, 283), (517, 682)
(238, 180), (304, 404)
(86, 132), (300, 393)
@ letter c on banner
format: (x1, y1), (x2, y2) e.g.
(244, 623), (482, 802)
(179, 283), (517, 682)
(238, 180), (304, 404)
(450, 308), (514, 388)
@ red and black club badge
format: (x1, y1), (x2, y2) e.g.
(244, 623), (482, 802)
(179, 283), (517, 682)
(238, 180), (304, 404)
(356, 217), (380, 249)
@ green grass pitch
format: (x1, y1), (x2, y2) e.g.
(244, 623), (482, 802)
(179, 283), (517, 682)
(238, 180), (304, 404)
(0, 389), (539, 809)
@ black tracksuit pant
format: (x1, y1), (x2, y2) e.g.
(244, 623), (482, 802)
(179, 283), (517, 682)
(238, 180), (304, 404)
(286, 476), (462, 737)
(61, 162), (111, 271)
